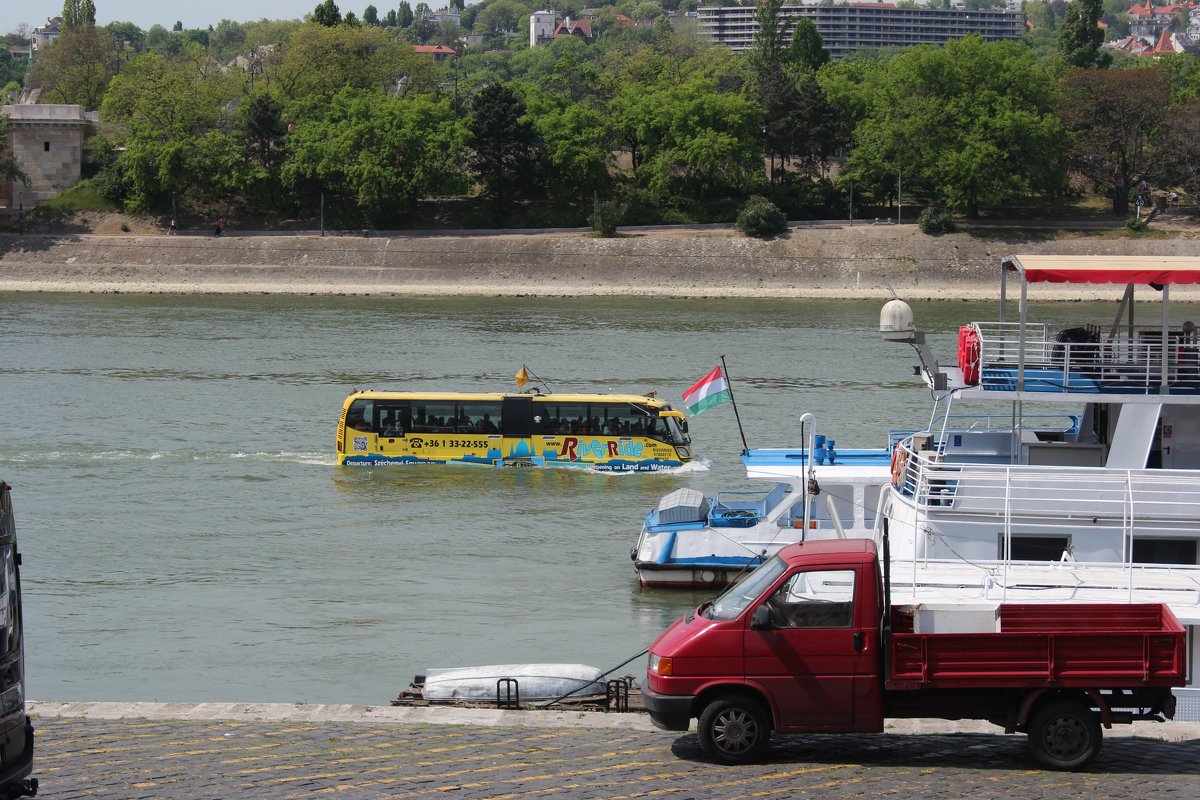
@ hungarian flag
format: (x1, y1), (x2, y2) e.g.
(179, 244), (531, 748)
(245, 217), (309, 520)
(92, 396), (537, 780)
(683, 366), (731, 416)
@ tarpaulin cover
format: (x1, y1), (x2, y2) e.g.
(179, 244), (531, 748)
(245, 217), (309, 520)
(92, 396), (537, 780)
(1003, 255), (1200, 285)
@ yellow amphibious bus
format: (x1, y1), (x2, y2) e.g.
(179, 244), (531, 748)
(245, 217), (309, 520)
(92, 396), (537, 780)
(337, 391), (693, 471)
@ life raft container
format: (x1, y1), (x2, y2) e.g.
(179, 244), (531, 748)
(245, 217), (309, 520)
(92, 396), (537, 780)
(958, 325), (980, 385)
(890, 447), (909, 488)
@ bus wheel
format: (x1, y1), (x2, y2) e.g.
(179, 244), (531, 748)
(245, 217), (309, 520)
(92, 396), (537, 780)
(1027, 699), (1102, 770)
(698, 696), (771, 765)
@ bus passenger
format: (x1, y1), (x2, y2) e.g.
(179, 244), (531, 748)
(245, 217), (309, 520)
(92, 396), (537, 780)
(477, 414), (499, 433)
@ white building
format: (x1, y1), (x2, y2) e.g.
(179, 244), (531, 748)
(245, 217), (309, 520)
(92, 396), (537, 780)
(530, 9), (557, 48)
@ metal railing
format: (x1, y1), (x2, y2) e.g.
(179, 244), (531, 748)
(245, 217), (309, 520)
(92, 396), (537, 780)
(969, 322), (1200, 394)
(892, 443), (1200, 588)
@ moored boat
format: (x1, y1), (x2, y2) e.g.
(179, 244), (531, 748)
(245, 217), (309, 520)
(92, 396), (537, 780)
(399, 663), (606, 705)
(632, 426), (892, 587)
(875, 254), (1200, 717)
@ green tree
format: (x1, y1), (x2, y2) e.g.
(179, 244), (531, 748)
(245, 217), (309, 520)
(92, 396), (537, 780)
(268, 23), (427, 102)
(786, 18), (828, 72)
(524, 90), (615, 201)
(0, 50), (29, 90)
(0, 114), (28, 187)
(364, 5), (379, 25)
(846, 36), (1063, 216)
(208, 20), (247, 61)
(104, 21), (146, 52)
(611, 77), (760, 205)
(101, 51), (243, 213)
(283, 88), (467, 220)
(313, 0), (343, 27)
(747, 0), (790, 77)
(61, 0), (96, 33)
(1059, 0), (1109, 68)
(473, 1), (526, 35)
(467, 82), (538, 201)
(26, 23), (116, 107)
(398, 2), (414, 28)
(1059, 66), (1172, 215)
(239, 91), (288, 171)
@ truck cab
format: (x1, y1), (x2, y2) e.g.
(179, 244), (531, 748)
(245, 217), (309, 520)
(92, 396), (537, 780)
(643, 540), (886, 762)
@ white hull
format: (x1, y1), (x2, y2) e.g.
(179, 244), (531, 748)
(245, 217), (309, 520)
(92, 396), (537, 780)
(421, 663), (605, 703)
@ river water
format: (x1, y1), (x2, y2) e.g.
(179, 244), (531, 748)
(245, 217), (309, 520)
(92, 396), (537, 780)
(0, 293), (1127, 705)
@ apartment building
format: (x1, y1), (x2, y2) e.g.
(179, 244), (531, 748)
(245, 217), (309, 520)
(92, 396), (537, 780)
(696, 3), (1024, 57)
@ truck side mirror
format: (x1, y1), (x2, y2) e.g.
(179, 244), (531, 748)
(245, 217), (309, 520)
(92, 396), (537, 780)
(751, 605), (772, 630)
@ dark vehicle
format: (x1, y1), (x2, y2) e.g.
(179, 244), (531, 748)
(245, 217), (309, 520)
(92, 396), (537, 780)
(0, 483), (35, 798)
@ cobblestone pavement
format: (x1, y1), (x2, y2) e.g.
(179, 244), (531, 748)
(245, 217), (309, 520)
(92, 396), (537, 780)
(29, 714), (1200, 800)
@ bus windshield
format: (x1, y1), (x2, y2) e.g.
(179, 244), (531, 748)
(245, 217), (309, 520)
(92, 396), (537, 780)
(704, 556), (787, 621)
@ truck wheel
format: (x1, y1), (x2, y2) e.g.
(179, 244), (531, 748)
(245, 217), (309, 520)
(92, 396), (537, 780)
(1028, 699), (1102, 770)
(698, 696), (771, 764)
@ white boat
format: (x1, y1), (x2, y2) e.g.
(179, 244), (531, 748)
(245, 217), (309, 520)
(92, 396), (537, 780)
(872, 254), (1200, 718)
(416, 663), (606, 704)
(632, 446), (892, 588)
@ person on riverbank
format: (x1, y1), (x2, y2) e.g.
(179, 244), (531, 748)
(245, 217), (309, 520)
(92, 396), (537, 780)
(168, 217), (176, 235)
(214, 218), (223, 237)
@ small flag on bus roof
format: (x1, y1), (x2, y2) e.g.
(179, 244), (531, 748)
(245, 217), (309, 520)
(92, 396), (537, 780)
(683, 365), (731, 416)
(515, 366), (529, 388)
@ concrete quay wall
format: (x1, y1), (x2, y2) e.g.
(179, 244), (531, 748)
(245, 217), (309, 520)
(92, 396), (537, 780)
(3, 227), (1200, 298)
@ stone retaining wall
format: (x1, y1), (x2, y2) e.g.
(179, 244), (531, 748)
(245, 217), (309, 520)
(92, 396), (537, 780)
(2, 227), (1198, 297)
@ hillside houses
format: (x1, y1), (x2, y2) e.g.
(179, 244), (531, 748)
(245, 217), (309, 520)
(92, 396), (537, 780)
(1107, 1), (1200, 55)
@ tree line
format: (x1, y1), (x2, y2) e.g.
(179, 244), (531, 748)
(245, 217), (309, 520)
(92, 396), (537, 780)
(5, 0), (1200, 228)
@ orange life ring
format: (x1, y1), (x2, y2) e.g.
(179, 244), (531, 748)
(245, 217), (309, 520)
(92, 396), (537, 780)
(891, 447), (908, 488)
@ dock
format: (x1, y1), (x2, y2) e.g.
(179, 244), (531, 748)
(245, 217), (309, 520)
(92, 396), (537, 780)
(29, 702), (1200, 798)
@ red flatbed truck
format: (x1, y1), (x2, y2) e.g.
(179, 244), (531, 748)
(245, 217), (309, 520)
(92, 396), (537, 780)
(641, 538), (1186, 770)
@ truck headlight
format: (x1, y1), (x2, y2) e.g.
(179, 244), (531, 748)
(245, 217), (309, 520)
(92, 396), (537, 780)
(648, 653), (673, 676)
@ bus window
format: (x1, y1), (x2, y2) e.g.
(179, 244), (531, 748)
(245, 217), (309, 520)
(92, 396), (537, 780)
(377, 402), (410, 437)
(412, 401), (458, 433)
(346, 400), (373, 432)
(540, 403), (592, 435)
(460, 401), (503, 434)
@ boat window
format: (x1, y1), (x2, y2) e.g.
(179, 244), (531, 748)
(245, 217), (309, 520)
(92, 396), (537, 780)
(1132, 539), (1198, 565)
(706, 556), (788, 621)
(1003, 535), (1072, 561)
(763, 569), (856, 628)
(345, 400), (373, 432)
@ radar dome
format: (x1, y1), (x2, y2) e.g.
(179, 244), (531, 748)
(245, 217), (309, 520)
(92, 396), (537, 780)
(880, 299), (915, 341)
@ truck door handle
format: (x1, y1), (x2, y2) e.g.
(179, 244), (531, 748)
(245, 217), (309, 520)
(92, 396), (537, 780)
(852, 632), (864, 652)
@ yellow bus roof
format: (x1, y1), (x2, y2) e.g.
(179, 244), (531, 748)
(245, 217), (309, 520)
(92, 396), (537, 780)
(345, 390), (676, 407)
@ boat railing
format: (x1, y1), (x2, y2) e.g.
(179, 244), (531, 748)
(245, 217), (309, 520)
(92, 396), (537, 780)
(890, 556), (1200, 607)
(891, 441), (1200, 580)
(933, 413), (1080, 435)
(969, 321), (1200, 394)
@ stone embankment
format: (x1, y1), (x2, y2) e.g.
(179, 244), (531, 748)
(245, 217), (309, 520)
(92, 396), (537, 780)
(2, 225), (1199, 298)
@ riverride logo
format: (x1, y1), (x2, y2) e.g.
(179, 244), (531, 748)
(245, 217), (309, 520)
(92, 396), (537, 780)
(558, 437), (643, 461)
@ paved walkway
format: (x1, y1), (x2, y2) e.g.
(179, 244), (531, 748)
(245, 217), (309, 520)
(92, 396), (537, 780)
(27, 702), (1200, 799)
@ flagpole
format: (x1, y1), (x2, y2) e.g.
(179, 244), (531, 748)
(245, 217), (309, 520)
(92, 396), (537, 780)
(720, 354), (750, 454)
(521, 365), (552, 394)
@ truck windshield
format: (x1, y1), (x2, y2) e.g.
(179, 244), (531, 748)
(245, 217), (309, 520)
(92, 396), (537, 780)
(704, 556), (788, 621)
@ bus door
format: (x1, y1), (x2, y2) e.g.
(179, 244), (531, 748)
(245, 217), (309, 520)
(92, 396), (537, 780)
(374, 401), (411, 461)
(501, 396), (535, 460)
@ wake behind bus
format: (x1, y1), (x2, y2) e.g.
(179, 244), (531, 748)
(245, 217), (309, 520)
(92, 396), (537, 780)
(337, 391), (693, 471)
